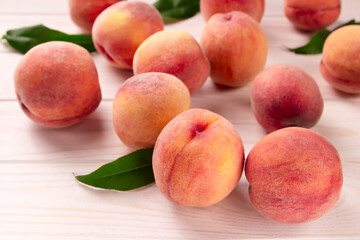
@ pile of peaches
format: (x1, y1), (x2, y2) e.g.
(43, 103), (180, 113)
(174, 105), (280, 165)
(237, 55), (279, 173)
(13, 0), (360, 224)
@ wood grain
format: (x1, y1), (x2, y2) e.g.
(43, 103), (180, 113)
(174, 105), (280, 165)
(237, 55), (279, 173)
(1, 99), (359, 162)
(1, 0), (360, 239)
(1, 163), (359, 240)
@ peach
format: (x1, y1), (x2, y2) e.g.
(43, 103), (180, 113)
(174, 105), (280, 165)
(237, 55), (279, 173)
(113, 72), (191, 148)
(245, 127), (343, 224)
(14, 41), (101, 128)
(133, 30), (210, 95)
(320, 25), (360, 94)
(153, 108), (245, 207)
(251, 64), (324, 133)
(68, 0), (123, 32)
(200, 11), (268, 87)
(92, 1), (164, 69)
(200, 0), (265, 23)
(284, 0), (341, 31)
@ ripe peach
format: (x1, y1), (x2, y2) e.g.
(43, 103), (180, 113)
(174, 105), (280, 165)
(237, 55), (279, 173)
(153, 108), (245, 207)
(68, 0), (123, 32)
(133, 30), (210, 95)
(245, 127), (343, 224)
(284, 0), (341, 31)
(200, 11), (268, 87)
(14, 41), (101, 128)
(320, 25), (360, 94)
(251, 64), (323, 133)
(200, 0), (265, 23)
(113, 72), (191, 148)
(92, 1), (164, 69)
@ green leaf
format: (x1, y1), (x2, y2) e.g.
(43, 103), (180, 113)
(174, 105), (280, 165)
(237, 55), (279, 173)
(288, 19), (360, 54)
(287, 29), (331, 54)
(2, 24), (96, 54)
(153, 0), (200, 23)
(75, 148), (155, 191)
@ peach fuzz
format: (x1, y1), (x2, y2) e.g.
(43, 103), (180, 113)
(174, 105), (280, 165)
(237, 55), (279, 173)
(251, 64), (323, 133)
(153, 108), (245, 207)
(68, 0), (123, 32)
(14, 41), (101, 128)
(133, 30), (210, 95)
(200, 11), (268, 87)
(245, 127), (343, 224)
(284, 0), (341, 31)
(320, 25), (360, 94)
(92, 1), (164, 69)
(113, 72), (191, 149)
(200, 0), (265, 23)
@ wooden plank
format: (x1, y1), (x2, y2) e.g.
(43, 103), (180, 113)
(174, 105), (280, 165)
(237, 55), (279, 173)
(1, 0), (360, 239)
(1, 47), (358, 101)
(0, 162), (359, 240)
(1, 12), (359, 100)
(0, 0), (359, 18)
(0, 99), (359, 162)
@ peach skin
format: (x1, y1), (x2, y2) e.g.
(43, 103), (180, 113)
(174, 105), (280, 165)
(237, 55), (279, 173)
(14, 41), (101, 128)
(284, 0), (341, 31)
(320, 25), (360, 94)
(200, 0), (265, 23)
(153, 108), (245, 207)
(113, 72), (191, 149)
(200, 11), (268, 87)
(68, 0), (123, 32)
(245, 127), (343, 224)
(251, 64), (324, 132)
(92, 1), (164, 69)
(133, 30), (210, 95)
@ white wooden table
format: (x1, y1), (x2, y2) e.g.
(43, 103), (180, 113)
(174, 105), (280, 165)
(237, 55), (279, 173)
(1, 0), (359, 239)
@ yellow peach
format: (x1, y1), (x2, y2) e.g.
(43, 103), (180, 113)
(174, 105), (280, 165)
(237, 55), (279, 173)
(113, 72), (191, 148)
(284, 0), (341, 31)
(133, 30), (210, 95)
(153, 108), (245, 207)
(92, 1), (164, 69)
(68, 0), (123, 32)
(200, 0), (265, 23)
(320, 25), (360, 94)
(251, 64), (323, 132)
(200, 11), (268, 87)
(14, 41), (101, 128)
(246, 127), (343, 224)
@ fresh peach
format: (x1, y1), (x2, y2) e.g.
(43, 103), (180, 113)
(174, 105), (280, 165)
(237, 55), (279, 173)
(92, 1), (164, 69)
(153, 108), (245, 207)
(200, 0), (265, 23)
(68, 0), (123, 32)
(113, 72), (191, 148)
(245, 127), (343, 224)
(200, 11), (268, 87)
(284, 0), (341, 31)
(320, 25), (360, 94)
(133, 30), (210, 95)
(14, 41), (101, 128)
(251, 64), (324, 133)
